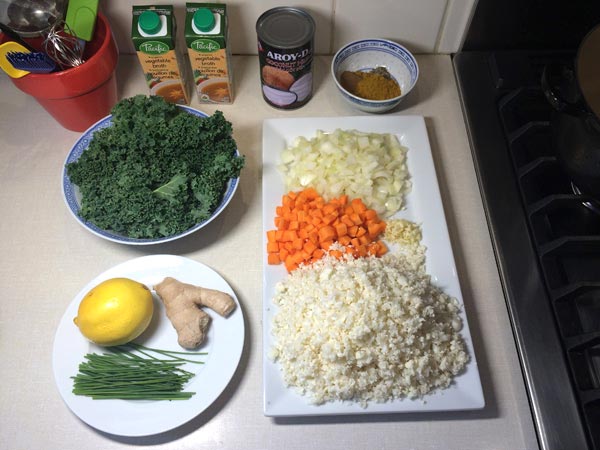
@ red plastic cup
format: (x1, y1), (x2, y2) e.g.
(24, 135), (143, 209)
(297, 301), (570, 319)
(7, 13), (118, 132)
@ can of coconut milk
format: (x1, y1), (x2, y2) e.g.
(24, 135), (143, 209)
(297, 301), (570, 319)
(256, 7), (315, 109)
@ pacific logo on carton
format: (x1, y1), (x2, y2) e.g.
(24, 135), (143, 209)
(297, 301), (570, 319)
(139, 41), (170, 55)
(191, 39), (221, 53)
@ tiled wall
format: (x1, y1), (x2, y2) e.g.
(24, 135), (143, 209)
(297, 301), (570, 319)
(103, 0), (477, 55)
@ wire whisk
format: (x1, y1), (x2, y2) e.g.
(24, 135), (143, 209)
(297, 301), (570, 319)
(42, 19), (85, 69)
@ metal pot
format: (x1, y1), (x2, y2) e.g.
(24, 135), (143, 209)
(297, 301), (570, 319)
(542, 23), (600, 197)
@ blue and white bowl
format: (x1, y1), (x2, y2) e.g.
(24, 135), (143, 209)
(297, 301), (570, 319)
(332, 39), (419, 113)
(62, 106), (240, 245)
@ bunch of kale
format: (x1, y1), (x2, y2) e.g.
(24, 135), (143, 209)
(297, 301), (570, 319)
(66, 95), (244, 239)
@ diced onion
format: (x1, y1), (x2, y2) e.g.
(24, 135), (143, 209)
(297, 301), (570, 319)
(278, 129), (411, 217)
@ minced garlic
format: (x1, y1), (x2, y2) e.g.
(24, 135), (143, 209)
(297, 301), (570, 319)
(383, 218), (426, 273)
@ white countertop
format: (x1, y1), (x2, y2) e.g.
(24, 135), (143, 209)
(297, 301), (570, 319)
(0, 54), (539, 450)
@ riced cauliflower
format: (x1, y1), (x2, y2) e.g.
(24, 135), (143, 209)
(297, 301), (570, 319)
(269, 252), (468, 405)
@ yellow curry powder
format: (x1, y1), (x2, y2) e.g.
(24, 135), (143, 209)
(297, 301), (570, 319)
(340, 68), (401, 101)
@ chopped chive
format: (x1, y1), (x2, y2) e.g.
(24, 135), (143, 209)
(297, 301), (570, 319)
(71, 344), (206, 400)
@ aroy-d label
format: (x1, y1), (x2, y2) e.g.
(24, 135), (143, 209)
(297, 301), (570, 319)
(185, 3), (233, 104)
(256, 7), (316, 109)
(132, 5), (191, 105)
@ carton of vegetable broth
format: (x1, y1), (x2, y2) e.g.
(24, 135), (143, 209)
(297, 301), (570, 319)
(132, 5), (192, 105)
(185, 3), (233, 103)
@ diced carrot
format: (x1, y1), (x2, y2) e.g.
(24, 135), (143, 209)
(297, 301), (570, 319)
(376, 241), (388, 255)
(367, 242), (379, 256)
(321, 239), (334, 250)
(330, 249), (343, 259)
(348, 225), (358, 237)
(284, 257), (297, 272)
(297, 210), (308, 222)
(282, 194), (293, 206)
(322, 213), (337, 225)
(355, 226), (366, 237)
(304, 240), (317, 255)
(367, 221), (385, 239)
(351, 198), (367, 213)
(323, 203), (337, 216)
(266, 188), (388, 272)
(292, 251), (304, 264)
(335, 222), (348, 238)
(339, 235), (352, 246)
(292, 238), (303, 250)
(302, 187), (319, 199)
(279, 247), (289, 261)
(268, 253), (281, 265)
(318, 225), (336, 243)
(364, 209), (378, 220)
(280, 230), (294, 242)
(313, 248), (325, 259)
(274, 217), (284, 228)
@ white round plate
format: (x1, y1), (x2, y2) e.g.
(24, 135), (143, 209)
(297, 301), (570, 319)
(62, 106), (240, 245)
(52, 255), (245, 436)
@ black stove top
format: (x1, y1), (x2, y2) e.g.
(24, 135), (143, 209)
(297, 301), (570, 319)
(454, 51), (600, 450)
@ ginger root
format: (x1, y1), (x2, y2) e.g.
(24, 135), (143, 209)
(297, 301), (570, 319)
(154, 277), (236, 349)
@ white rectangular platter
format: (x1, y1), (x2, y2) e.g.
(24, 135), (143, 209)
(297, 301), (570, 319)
(262, 116), (484, 417)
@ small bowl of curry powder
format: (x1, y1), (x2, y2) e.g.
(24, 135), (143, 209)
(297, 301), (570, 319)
(332, 39), (419, 113)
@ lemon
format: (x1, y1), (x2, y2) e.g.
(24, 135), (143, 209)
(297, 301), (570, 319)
(73, 277), (154, 346)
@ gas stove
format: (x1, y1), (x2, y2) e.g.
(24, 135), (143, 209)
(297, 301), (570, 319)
(453, 50), (600, 450)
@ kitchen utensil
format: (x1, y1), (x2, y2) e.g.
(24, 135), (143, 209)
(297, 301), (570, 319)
(542, 23), (600, 198)
(0, 0), (67, 37)
(0, 22), (36, 51)
(64, 0), (98, 42)
(0, 40), (29, 77)
(7, 50), (55, 72)
(42, 18), (84, 68)
(7, 12), (117, 131)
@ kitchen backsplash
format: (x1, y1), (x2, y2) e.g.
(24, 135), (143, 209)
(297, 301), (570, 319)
(102, 0), (477, 55)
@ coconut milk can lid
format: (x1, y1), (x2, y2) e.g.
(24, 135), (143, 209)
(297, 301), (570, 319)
(577, 24), (600, 119)
(256, 7), (315, 49)
(139, 10), (161, 35)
